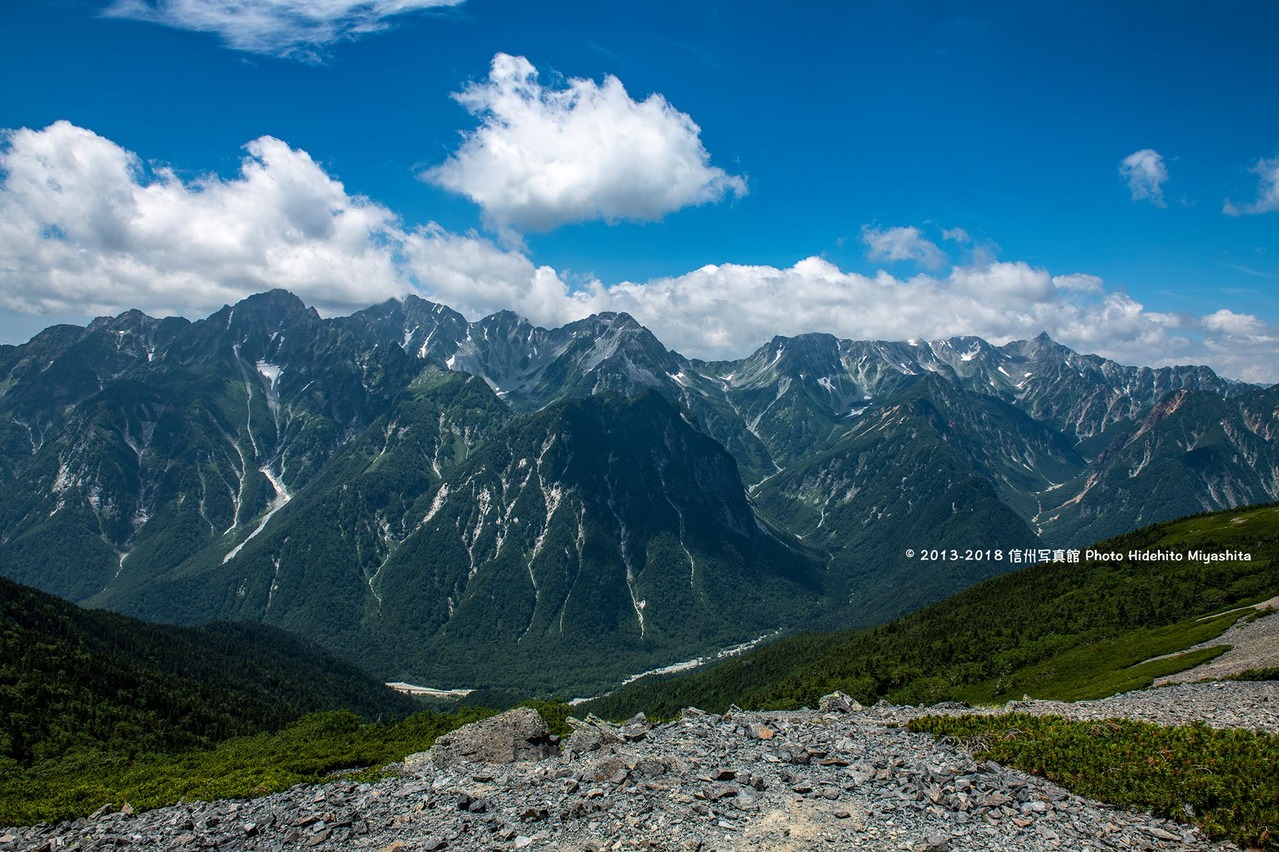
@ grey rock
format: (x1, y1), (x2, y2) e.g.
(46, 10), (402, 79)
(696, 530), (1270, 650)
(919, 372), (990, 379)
(429, 707), (557, 767)
(401, 751), (433, 775)
(819, 691), (864, 713)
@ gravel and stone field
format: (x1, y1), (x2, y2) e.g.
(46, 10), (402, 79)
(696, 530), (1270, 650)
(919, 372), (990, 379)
(8, 682), (1276, 852)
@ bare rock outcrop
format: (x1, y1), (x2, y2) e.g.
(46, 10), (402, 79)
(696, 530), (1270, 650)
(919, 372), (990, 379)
(427, 707), (558, 768)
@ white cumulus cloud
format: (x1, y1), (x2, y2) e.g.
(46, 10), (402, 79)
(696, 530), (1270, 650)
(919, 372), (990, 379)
(424, 53), (747, 233)
(104, 0), (464, 58)
(1120, 148), (1169, 207)
(0, 121), (406, 317)
(1202, 308), (1267, 336)
(861, 225), (949, 270)
(1224, 156), (1279, 216)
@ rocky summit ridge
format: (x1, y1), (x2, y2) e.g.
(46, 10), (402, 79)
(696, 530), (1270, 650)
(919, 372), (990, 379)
(6, 681), (1275, 852)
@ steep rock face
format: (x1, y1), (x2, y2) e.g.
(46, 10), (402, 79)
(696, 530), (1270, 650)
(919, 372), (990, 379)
(366, 391), (822, 691)
(0, 290), (426, 601)
(1039, 389), (1279, 544)
(80, 370), (820, 693)
(755, 375), (1050, 623)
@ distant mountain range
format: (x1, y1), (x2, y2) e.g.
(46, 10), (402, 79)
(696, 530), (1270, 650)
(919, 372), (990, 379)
(1, 289), (1276, 694)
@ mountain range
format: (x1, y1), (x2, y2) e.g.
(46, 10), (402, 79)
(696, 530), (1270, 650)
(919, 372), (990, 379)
(1, 289), (1276, 694)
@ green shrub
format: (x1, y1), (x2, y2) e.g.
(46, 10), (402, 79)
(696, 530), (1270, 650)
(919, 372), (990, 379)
(909, 714), (1279, 850)
(0, 706), (493, 826)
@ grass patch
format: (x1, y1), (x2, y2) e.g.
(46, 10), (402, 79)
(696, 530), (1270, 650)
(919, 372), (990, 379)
(1228, 667), (1279, 682)
(0, 707), (494, 827)
(953, 612), (1240, 703)
(909, 714), (1279, 850)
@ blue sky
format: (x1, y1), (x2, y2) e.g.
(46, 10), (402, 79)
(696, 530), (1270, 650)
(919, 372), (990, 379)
(2, 1), (1278, 379)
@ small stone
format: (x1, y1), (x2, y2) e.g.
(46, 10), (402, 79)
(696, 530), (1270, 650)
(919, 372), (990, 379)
(634, 758), (666, 777)
(422, 837), (448, 851)
(513, 837), (533, 849)
(921, 833), (950, 851)
(304, 829), (332, 847)
(833, 810), (851, 819)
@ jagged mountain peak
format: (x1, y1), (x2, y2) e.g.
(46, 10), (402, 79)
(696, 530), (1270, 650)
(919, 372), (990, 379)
(226, 288), (316, 326)
(714, 332), (844, 391)
(931, 335), (1009, 363)
(86, 308), (159, 334)
(341, 294), (468, 363)
(442, 308), (684, 411)
(191, 289), (321, 360)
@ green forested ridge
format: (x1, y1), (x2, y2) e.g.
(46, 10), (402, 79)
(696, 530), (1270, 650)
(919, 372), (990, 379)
(0, 574), (416, 768)
(583, 504), (1279, 719)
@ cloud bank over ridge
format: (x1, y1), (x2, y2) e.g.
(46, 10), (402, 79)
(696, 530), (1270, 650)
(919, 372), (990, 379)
(2, 121), (1276, 382)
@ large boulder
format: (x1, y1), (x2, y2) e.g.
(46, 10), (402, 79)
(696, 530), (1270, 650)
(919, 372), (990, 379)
(818, 691), (864, 713)
(429, 707), (558, 767)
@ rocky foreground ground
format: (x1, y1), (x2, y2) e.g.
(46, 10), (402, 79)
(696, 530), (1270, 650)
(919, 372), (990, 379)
(7, 681), (1278, 852)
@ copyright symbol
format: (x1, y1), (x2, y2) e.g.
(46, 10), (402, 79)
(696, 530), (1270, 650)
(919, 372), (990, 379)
(905, 549), (914, 558)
